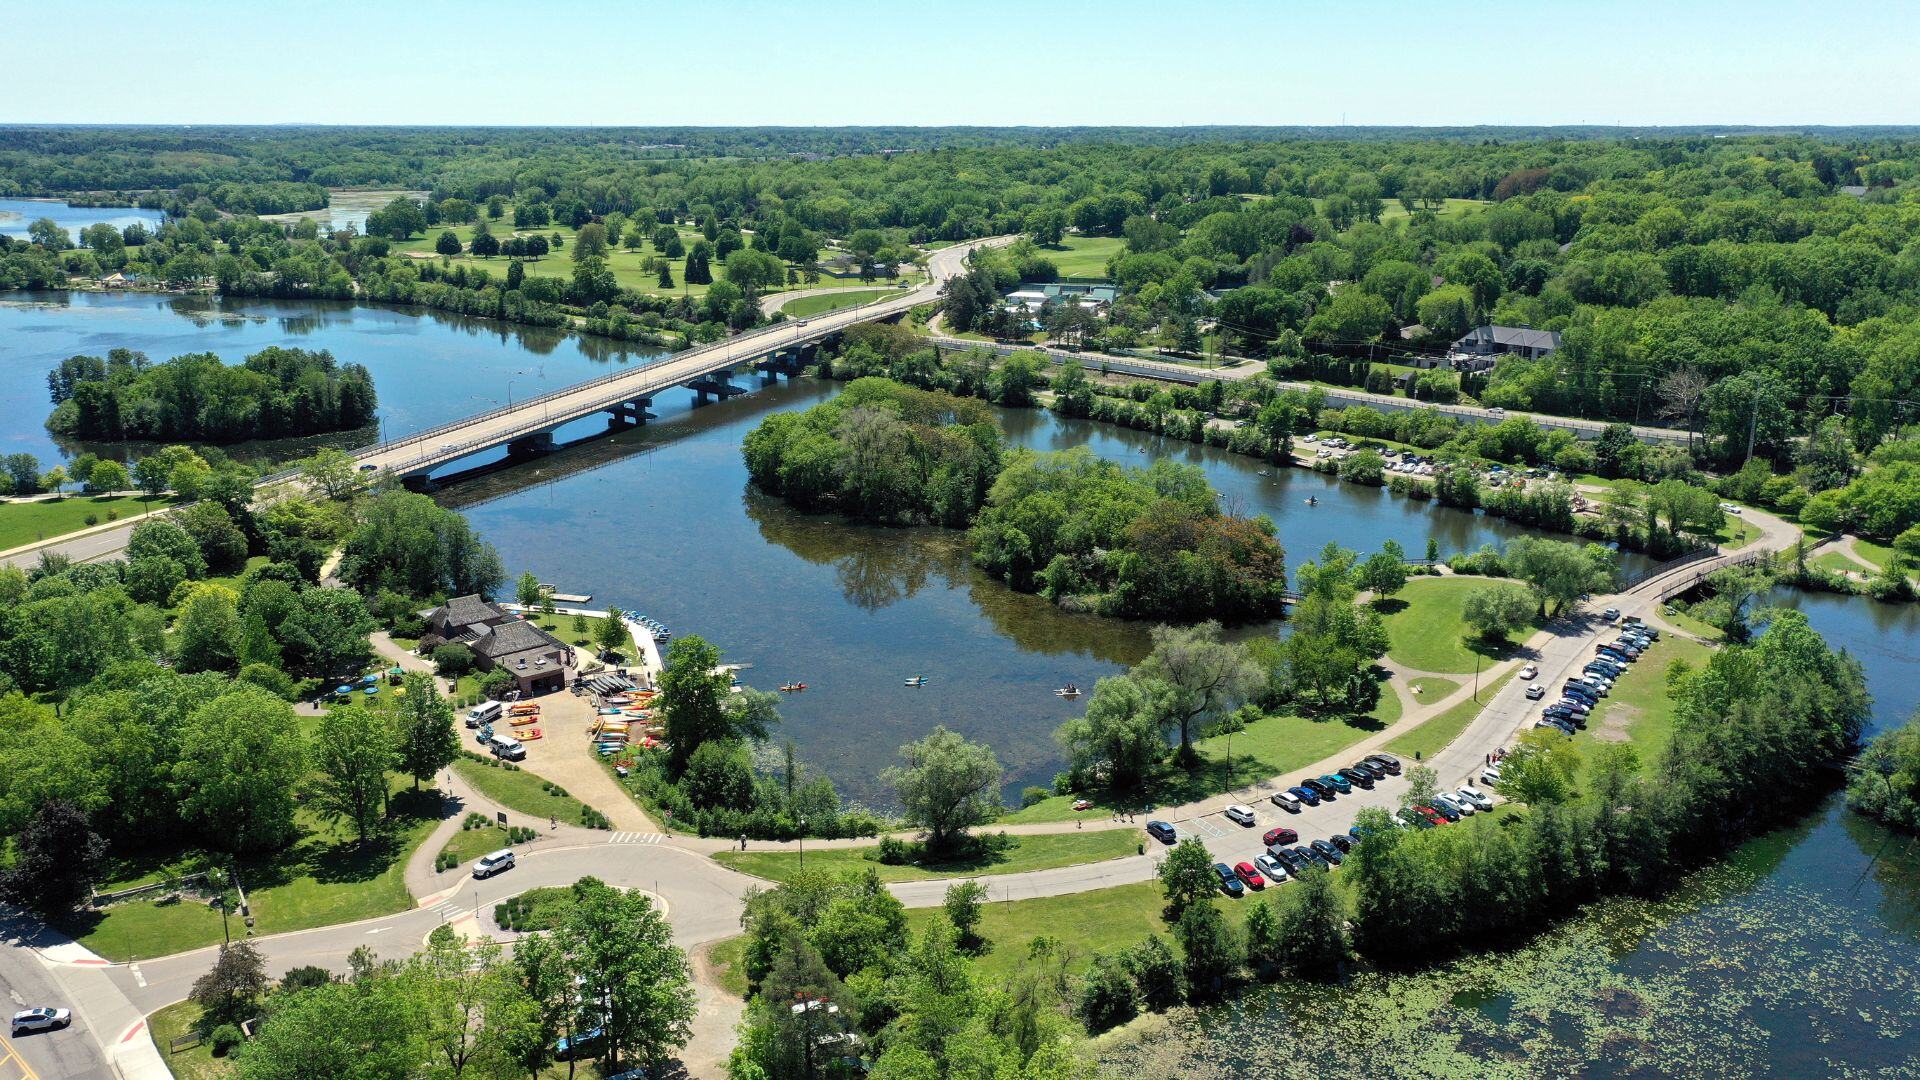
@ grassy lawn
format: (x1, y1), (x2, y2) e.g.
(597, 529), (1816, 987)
(394, 215), (919, 301)
(1005, 708), (1383, 824)
(712, 830), (1138, 885)
(1573, 636), (1712, 770)
(1385, 669), (1520, 761)
(1405, 676), (1462, 704)
(1809, 550), (1865, 577)
(1378, 576), (1539, 675)
(147, 1001), (231, 1079)
(438, 822), (518, 867)
(1035, 235), (1125, 280)
(1377, 197), (1488, 222)
(706, 935), (751, 998)
(59, 784), (442, 961)
(780, 288), (905, 318)
(452, 756), (591, 825)
(495, 884), (579, 932)
(1852, 537), (1901, 569)
(0, 493), (178, 550)
(1368, 676), (1403, 725)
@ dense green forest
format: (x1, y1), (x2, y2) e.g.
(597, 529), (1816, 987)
(45, 346), (377, 444)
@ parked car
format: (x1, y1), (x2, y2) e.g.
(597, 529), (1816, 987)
(1214, 863), (1245, 897)
(11, 1008), (70, 1035)
(1289, 785), (1323, 807)
(474, 849), (516, 879)
(1328, 833), (1356, 853)
(1519, 663), (1539, 680)
(1365, 753), (1402, 775)
(1263, 826), (1299, 848)
(1145, 820), (1178, 844)
(1424, 800), (1461, 823)
(1319, 773), (1353, 795)
(1223, 804), (1257, 827)
(1399, 808), (1437, 829)
(1337, 767), (1375, 790)
(1275, 847), (1313, 873)
(1525, 683), (1546, 700)
(1456, 786), (1494, 811)
(1296, 844), (1332, 868)
(1603, 607), (1620, 621)
(1268, 791), (1302, 814)
(1348, 760), (1385, 782)
(1254, 854), (1289, 883)
(1481, 766), (1504, 785)
(1234, 861), (1265, 890)
(1566, 678), (1605, 697)
(555, 1027), (606, 1062)
(1536, 719), (1576, 735)
(1300, 779), (1336, 800)
(1432, 792), (1473, 817)
(1309, 839), (1345, 865)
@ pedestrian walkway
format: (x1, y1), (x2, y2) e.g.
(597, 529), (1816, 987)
(609, 831), (666, 845)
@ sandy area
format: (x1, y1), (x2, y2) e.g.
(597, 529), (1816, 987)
(507, 687), (659, 831)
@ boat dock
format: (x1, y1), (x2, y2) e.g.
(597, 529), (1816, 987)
(539, 584), (593, 604)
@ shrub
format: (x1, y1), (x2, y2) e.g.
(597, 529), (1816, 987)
(209, 1024), (243, 1056)
(1020, 785), (1051, 808)
(876, 836), (913, 865)
(478, 670), (513, 699)
(432, 643), (476, 677)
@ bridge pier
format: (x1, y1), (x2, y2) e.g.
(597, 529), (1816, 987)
(506, 431), (556, 459)
(605, 396), (655, 429)
(755, 350), (807, 384)
(400, 473), (437, 493)
(686, 370), (747, 406)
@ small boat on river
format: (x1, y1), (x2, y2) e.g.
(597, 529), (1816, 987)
(779, 682), (808, 693)
(904, 675), (928, 687)
(1054, 684), (1083, 699)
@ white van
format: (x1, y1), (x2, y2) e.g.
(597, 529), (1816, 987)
(466, 701), (503, 729)
(489, 734), (526, 761)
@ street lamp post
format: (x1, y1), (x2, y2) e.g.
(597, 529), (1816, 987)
(798, 817), (806, 870)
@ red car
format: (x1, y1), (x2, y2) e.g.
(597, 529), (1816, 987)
(1233, 861), (1265, 890)
(1262, 826), (1299, 848)
(1415, 806), (1449, 826)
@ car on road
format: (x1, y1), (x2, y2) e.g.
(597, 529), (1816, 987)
(11, 1008), (70, 1035)
(1365, 753), (1402, 775)
(1337, 767), (1376, 790)
(1263, 826), (1299, 848)
(1719, 502), (1741, 515)
(1288, 785), (1322, 807)
(1145, 820), (1178, 844)
(1309, 839), (1345, 865)
(1224, 804), (1257, 827)
(1234, 861), (1266, 890)
(1603, 607), (1620, 621)
(1254, 854), (1289, 883)
(1456, 786), (1494, 811)
(1519, 663), (1539, 680)
(1525, 683), (1545, 699)
(1319, 773), (1353, 795)
(1350, 760), (1387, 781)
(1270, 790), (1303, 813)
(1214, 862), (1245, 897)
(474, 849), (515, 879)
(357, 463), (378, 472)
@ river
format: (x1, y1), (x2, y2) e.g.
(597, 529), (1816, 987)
(4, 295), (1916, 1073)
(0, 197), (166, 241)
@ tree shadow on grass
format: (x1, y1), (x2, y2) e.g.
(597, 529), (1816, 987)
(1370, 597), (1410, 617)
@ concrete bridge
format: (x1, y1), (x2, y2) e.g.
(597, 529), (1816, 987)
(341, 237), (1003, 490)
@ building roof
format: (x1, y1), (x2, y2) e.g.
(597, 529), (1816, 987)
(437, 594), (505, 629)
(1457, 325), (1561, 352)
(471, 619), (564, 660)
(1839, 185), (1868, 197)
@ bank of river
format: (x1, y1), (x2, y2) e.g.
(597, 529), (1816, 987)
(0, 197), (166, 241)
(1100, 590), (1920, 1078)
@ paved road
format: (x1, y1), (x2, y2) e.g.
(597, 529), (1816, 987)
(0, 920), (119, 1080)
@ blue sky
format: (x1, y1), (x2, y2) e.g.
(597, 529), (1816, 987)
(9, 0), (1917, 126)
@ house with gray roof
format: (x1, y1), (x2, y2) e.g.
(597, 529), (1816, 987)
(425, 594), (574, 695)
(1449, 324), (1562, 371)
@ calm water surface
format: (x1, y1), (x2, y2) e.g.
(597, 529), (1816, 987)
(0, 198), (166, 241)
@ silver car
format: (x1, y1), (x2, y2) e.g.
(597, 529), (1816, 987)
(1431, 792), (1474, 817)
(12, 1007), (70, 1035)
(1455, 786), (1494, 812)
(1253, 854), (1289, 883)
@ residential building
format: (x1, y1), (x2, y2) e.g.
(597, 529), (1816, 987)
(1450, 324), (1563, 368)
(421, 594), (575, 695)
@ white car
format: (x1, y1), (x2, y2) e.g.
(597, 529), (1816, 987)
(1432, 792), (1474, 817)
(1253, 854), (1289, 883)
(1269, 790), (1303, 813)
(1481, 766), (1504, 786)
(1719, 502), (1741, 515)
(474, 849), (516, 879)
(1519, 664), (1539, 680)
(1223, 804), (1257, 827)
(12, 1007), (70, 1035)
(1525, 683), (1545, 700)
(1456, 787), (1494, 812)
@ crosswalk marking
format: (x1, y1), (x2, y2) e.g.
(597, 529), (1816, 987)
(433, 901), (465, 921)
(607, 832), (664, 845)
